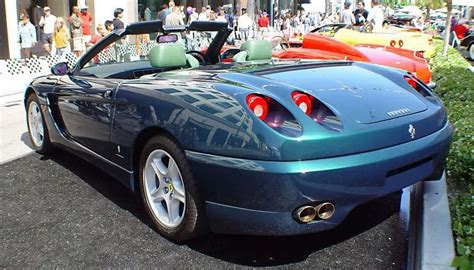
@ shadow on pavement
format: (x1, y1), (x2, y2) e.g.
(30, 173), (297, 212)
(46, 148), (401, 267)
(20, 131), (34, 149)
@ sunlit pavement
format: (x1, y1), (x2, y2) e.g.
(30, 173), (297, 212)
(0, 93), (33, 164)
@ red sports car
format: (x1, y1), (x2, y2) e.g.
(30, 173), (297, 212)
(273, 33), (432, 84)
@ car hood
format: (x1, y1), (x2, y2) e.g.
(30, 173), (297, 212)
(260, 64), (427, 124)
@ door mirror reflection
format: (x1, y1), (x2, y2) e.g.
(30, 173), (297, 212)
(51, 62), (69, 76)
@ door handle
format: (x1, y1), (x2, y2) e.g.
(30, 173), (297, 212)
(103, 90), (113, 99)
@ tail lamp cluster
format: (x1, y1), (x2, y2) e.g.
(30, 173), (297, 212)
(245, 91), (342, 136)
(390, 40), (404, 48)
(414, 51), (425, 59)
(404, 75), (433, 98)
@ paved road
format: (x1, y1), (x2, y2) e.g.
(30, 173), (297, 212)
(0, 150), (407, 268)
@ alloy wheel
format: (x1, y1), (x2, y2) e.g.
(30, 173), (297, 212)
(28, 101), (44, 148)
(143, 149), (186, 229)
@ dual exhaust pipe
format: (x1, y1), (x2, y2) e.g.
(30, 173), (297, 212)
(294, 202), (336, 223)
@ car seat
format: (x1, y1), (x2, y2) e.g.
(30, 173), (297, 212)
(232, 40), (272, 63)
(148, 43), (199, 69)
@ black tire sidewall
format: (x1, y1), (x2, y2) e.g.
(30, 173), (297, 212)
(468, 42), (474, 60)
(138, 135), (206, 241)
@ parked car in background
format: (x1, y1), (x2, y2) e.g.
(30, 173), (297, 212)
(272, 32), (433, 84)
(460, 31), (474, 60)
(312, 23), (435, 58)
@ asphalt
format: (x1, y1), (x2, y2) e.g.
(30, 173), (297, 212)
(1, 150), (407, 269)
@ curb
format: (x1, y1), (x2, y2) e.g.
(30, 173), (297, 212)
(407, 172), (456, 270)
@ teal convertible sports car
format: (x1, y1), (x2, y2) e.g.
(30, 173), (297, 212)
(25, 20), (452, 240)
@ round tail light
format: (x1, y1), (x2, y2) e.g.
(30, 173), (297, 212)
(398, 40), (404, 48)
(246, 94), (268, 120)
(291, 92), (312, 115)
(390, 40), (396, 47)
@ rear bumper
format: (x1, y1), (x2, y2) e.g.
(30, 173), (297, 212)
(186, 122), (452, 236)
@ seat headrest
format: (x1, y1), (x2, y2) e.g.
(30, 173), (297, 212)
(149, 43), (187, 68)
(240, 40), (272, 61)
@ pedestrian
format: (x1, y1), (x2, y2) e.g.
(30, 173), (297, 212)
(340, 2), (355, 26)
(70, 6), (84, 57)
(38, 6), (57, 54)
(198, 6), (208, 21)
(354, 1), (369, 26)
(113, 8), (125, 30)
(216, 7), (227, 23)
(367, 0), (384, 29)
(237, 8), (251, 40)
(87, 24), (105, 46)
(189, 7), (198, 23)
(165, 6), (184, 26)
(79, 5), (93, 48)
(258, 11), (269, 32)
(18, 14), (37, 58)
(52, 17), (70, 60)
(104, 20), (114, 34)
(225, 8), (235, 28)
(157, 5), (168, 22)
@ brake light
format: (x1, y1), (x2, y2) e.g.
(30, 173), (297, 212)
(414, 51), (424, 59)
(404, 75), (431, 97)
(291, 91), (312, 115)
(398, 40), (404, 48)
(246, 94), (268, 120)
(404, 76), (417, 89)
(245, 93), (303, 137)
(390, 40), (396, 47)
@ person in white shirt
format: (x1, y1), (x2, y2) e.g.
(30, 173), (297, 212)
(238, 8), (252, 39)
(216, 7), (227, 23)
(38, 6), (56, 54)
(340, 2), (355, 26)
(198, 7), (208, 21)
(189, 7), (198, 23)
(367, 0), (384, 30)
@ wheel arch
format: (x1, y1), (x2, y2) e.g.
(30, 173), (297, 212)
(24, 86), (36, 107)
(131, 125), (183, 192)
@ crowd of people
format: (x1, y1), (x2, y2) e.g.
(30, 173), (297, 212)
(17, 0), (470, 60)
(17, 5), (126, 60)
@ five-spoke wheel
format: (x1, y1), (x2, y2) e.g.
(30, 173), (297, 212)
(139, 135), (206, 240)
(143, 149), (186, 228)
(26, 93), (52, 154)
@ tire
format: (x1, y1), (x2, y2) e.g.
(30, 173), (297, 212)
(26, 93), (53, 154)
(138, 134), (206, 241)
(469, 43), (474, 60)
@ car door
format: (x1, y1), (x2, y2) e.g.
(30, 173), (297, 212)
(52, 32), (130, 160)
(54, 74), (120, 159)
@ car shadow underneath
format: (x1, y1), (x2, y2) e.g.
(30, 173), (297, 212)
(47, 148), (404, 267)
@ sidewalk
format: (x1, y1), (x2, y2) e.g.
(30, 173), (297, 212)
(0, 92), (33, 164)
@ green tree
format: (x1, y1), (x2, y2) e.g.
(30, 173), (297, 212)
(416, 0), (444, 18)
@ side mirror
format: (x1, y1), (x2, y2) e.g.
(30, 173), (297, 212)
(51, 62), (69, 75)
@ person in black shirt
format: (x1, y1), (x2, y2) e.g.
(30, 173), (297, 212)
(113, 8), (125, 30)
(354, 1), (369, 26)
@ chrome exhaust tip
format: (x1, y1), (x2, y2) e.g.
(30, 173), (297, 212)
(294, 205), (317, 223)
(315, 202), (335, 220)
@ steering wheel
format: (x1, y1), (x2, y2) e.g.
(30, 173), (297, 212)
(187, 50), (206, 64)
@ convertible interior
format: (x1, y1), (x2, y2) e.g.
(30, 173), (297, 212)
(77, 38), (273, 80)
